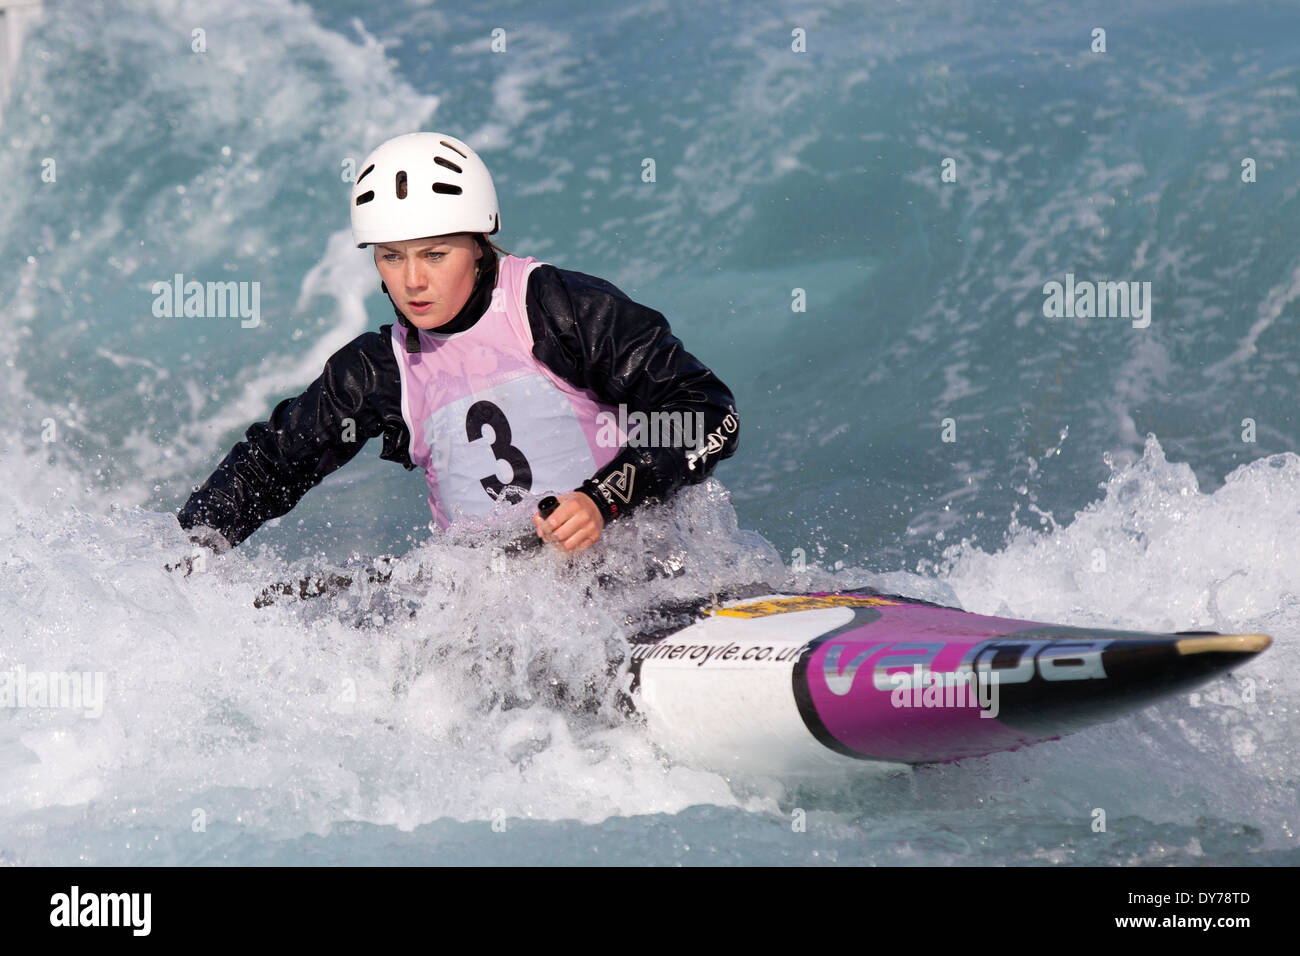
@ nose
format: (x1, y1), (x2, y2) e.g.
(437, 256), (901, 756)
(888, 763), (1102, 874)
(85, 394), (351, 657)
(403, 257), (427, 291)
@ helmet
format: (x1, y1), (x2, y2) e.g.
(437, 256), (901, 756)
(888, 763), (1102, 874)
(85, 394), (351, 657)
(350, 132), (499, 247)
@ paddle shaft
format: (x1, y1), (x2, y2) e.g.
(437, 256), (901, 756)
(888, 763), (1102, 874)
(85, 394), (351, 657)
(254, 495), (561, 607)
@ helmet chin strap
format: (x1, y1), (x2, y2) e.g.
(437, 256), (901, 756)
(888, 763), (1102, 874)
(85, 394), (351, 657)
(379, 281), (422, 354)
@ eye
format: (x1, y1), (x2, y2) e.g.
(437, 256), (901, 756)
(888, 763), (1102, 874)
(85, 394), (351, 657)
(427, 252), (444, 261)
(381, 253), (401, 262)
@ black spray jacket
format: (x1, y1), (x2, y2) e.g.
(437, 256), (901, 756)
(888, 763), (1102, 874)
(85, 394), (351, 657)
(177, 255), (739, 548)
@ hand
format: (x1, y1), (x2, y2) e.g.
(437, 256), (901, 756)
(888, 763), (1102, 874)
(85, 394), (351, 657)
(164, 528), (231, 576)
(164, 551), (206, 577)
(532, 491), (604, 553)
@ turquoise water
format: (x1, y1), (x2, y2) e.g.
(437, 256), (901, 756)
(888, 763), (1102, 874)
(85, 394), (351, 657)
(0, 0), (1296, 865)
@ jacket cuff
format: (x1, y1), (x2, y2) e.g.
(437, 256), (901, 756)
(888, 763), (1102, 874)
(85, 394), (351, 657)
(578, 478), (622, 525)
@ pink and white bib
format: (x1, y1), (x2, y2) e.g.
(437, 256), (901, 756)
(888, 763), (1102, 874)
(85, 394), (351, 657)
(390, 254), (624, 529)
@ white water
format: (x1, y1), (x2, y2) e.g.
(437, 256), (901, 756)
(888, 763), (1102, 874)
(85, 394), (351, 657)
(0, 0), (1295, 864)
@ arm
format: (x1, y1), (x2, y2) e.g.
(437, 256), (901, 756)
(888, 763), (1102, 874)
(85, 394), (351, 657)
(525, 265), (740, 526)
(177, 328), (413, 549)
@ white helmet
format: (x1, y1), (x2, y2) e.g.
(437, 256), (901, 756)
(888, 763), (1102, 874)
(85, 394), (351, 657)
(350, 132), (499, 247)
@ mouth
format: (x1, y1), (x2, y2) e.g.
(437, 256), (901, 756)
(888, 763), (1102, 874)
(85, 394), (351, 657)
(407, 300), (433, 313)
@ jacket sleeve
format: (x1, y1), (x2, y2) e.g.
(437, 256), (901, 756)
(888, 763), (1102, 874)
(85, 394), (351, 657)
(525, 264), (739, 524)
(177, 327), (413, 548)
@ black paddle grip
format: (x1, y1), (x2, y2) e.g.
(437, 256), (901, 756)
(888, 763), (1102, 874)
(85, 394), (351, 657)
(500, 494), (562, 555)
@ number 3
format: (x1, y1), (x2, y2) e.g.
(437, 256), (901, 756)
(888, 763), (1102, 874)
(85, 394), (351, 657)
(465, 400), (532, 502)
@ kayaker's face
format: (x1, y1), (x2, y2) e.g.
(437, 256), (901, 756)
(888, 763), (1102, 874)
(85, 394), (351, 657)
(373, 233), (483, 330)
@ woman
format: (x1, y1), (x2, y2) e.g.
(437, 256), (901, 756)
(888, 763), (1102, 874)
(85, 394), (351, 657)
(176, 132), (738, 556)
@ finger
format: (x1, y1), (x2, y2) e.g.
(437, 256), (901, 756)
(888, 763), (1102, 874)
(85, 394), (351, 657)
(535, 509), (562, 542)
(549, 507), (581, 539)
(564, 522), (600, 552)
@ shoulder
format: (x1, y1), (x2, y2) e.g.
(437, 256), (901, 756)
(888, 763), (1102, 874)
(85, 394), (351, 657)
(526, 263), (633, 315)
(525, 265), (671, 347)
(315, 326), (401, 399)
(323, 326), (397, 365)
(351, 324), (396, 351)
(523, 264), (678, 389)
(308, 326), (404, 425)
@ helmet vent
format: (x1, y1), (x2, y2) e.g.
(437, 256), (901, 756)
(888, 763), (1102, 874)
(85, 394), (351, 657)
(434, 155), (462, 174)
(395, 170), (408, 199)
(356, 163), (375, 184)
(439, 139), (467, 159)
(354, 190), (375, 206)
(432, 182), (462, 195)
